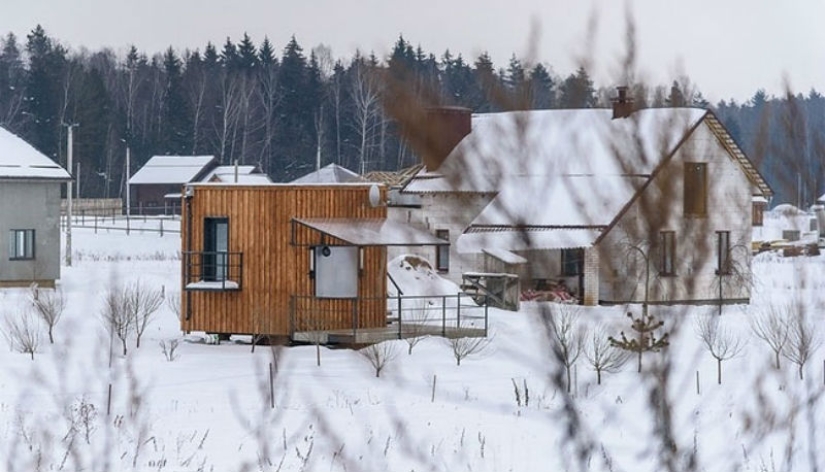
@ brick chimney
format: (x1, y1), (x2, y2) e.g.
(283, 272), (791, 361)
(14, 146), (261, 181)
(611, 86), (634, 119)
(422, 106), (472, 171)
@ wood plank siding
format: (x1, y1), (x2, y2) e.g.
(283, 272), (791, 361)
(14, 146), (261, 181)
(181, 184), (388, 336)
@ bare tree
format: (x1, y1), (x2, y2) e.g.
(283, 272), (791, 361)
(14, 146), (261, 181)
(546, 304), (586, 392)
(584, 323), (630, 384)
(165, 291), (181, 321)
(28, 284), (66, 344)
(359, 341), (399, 378)
(349, 56), (382, 175)
(159, 338), (180, 362)
(782, 307), (821, 380)
(101, 286), (132, 356)
(2, 308), (42, 360)
(695, 315), (744, 384)
(750, 303), (790, 369)
(127, 281), (164, 349)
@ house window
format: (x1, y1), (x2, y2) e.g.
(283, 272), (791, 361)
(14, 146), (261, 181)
(752, 202), (765, 226)
(782, 230), (800, 242)
(8, 229), (35, 260)
(203, 217), (229, 281)
(435, 229), (450, 272)
(561, 248), (583, 276)
(716, 231), (731, 275)
(684, 163), (708, 216)
(659, 231), (675, 276)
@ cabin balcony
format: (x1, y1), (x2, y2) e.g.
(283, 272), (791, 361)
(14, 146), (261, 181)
(183, 251), (243, 291)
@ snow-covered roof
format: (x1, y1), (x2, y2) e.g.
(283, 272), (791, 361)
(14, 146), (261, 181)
(457, 228), (603, 254)
(129, 155), (216, 185)
(291, 163), (363, 184)
(405, 107), (707, 194)
(482, 248), (528, 264)
(0, 126), (71, 180)
(209, 173), (272, 184)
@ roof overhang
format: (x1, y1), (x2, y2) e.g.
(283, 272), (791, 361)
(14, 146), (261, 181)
(293, 218), (449, 247)
(456, 228), (603, 254)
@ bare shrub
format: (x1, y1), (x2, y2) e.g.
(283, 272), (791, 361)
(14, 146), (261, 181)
(695, 315), (744, 384)
(29, 283), (66, 344)
(2, 308), (42, 360)
(750, 303), (790, 369)
(447, 335), (491, 366)
(547, 304), (586, 392)
(359, 341), (400, 377)
(159, 338), (180, 361)
(584, 323), (630, 384)
(782, 307), (821, 380)
(166, 291), (181, 321)
(402, 298), (433, 355)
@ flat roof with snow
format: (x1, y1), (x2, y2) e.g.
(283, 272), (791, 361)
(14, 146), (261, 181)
(129, 155), (215, 185)
(294, 218), (448, 247)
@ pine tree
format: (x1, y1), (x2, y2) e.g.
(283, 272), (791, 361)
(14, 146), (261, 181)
(160, 47), (191, 154)
(529, 63), (555, 109)
(0, 32), (26, 130)
(24, 25), (67, 160)
(559, 66), (596, 108)
(237, 33), (258, 73)
(608, 312), (670, 373)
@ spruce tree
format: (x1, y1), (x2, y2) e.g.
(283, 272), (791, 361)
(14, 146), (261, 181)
(608, 312), (670, 373)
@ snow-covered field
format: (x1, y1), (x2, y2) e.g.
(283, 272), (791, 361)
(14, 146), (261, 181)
(0, 217), (823, 471)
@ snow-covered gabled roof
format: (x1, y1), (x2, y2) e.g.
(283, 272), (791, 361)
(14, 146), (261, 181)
(457, 228), (603, 254)
(0, 126), (71, 180)
(291, 163), (363, 184)
(210, 173), (273, 184)
(129, 155), (216, 185)
(405, 107), (707, 194)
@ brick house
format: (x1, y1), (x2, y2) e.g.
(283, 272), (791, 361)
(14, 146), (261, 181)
(391, 93), (772, 306)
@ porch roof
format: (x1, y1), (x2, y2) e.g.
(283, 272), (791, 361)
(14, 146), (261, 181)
(456, 228), (603, 254)
(294, 218), (449, 247)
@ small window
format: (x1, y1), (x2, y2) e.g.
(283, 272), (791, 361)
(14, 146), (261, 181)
(782, 230), (800, 242)
(435, 229), (450, 272)
(810, 218), (818, 232)
(659, 231), (675, 276)
(9, 229), (35, 260)
(684, 163), (708, 217)
(752, 202), (765, 226)
(716, 231), (731, 275)
(561, 248), (583, 276)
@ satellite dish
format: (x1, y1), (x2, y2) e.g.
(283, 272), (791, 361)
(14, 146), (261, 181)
(368, 184), (381, 207)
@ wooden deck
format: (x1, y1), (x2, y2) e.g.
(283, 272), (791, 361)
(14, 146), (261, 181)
(291, 322), (487, 345)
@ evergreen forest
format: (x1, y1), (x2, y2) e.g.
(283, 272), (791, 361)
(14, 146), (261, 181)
(0, 25), (822, 206)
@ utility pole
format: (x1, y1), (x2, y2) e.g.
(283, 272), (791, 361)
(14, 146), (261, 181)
(125, 144), (131, 216)
(64, 123), (78, 267)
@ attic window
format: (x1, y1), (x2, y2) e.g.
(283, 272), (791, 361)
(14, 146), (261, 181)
(684, 163), (707, 217)
(752, 201), (765, 227)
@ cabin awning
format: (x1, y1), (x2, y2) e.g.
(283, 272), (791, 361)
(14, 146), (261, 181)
(293, 218), (448, 247)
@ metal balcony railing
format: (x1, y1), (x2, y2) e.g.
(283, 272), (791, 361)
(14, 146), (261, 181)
(183, 251), (243, 291)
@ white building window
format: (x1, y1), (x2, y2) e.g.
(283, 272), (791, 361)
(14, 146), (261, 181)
(9, 229), (35, 260)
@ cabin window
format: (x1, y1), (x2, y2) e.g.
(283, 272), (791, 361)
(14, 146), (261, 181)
(8, 229), (35, 260)
(314, 245), (358, 298)
(716, 231), (731, 275)
(203, 217), (229, 281)
(684, 163), (708, 217)
(659, 231), (676, 276)
(782, 230), (800, 242)
(435, 229), (450, 272)
(561, 248), (583, 276)
(752, 202), (765, 226)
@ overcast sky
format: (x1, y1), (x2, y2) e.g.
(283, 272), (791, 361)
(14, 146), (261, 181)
(2, 0), (823, 103)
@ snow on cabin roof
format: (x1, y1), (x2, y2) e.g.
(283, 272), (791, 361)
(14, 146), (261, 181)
(294, 218), (448, 246)
(405, 107), (707, 194)
(200, 165), (257, 182)
(210, 173), (273, 184)
(291, 163), (364, 184)
(0, 126), (71, 180)
(129, 155), (216, 185)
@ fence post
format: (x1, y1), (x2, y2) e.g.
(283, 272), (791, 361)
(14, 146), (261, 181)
(397, 295), (402, 339)
(94, 214), (98, 234)
(126, 215), (130, 235)
(484, 296), (489, 337)
(456, 293), (461, 329)
(442, 296), (446, 337)
(351, 300), (357, 337)
(159, 219), (164, 237)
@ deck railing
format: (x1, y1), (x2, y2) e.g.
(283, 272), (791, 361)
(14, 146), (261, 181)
(183, 251), (244, 291)
(289, 293), (488, 343)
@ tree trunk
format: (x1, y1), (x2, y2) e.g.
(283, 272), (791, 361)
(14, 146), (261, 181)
(775, 351), (781, 369)
(799, 364), (804, 380)
(48, 327), (54, 344)
(717, 358), (722, 384)
(597, 369), (602, 385)
(637, 350), (642, 373)
(121, 338), (128, 356)
(566, 366), (572, 393)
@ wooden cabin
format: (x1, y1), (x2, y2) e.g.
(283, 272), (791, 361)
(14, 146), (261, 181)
(180, 183), (445, 341)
